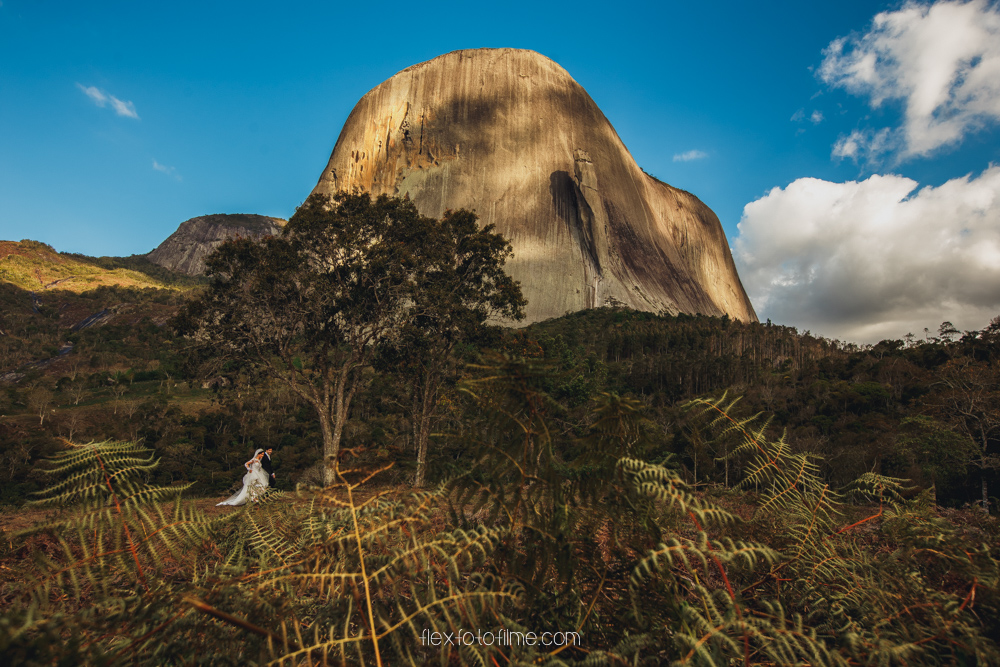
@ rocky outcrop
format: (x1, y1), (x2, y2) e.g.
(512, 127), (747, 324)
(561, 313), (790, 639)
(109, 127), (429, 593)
(311, 48), (756, 324)
(147, 214), (286, 276)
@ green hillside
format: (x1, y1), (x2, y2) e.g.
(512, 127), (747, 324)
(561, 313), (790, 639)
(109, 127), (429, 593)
(0, 239), (202, 292)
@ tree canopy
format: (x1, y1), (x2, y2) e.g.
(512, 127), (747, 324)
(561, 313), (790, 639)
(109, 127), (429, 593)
(177, 191), (523, 485)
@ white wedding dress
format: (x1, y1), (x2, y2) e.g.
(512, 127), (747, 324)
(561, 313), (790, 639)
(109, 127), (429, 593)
(217, 458), (269, 506)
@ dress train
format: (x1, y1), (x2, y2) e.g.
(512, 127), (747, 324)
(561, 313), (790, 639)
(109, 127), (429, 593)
(217, 458), (269, 506)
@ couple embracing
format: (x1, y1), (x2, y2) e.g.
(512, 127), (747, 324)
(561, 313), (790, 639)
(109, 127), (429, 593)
(217, 447), (276, 506)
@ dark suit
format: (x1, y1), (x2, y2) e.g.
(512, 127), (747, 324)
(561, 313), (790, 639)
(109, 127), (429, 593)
(261, 452), (275, 488)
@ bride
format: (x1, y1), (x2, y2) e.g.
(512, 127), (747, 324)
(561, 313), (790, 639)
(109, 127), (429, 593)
(217, 449), (270, 506)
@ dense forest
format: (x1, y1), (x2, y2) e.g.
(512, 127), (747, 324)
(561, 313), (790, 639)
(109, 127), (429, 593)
(1, 204), (998, 664)
(2, 279), (997, 511)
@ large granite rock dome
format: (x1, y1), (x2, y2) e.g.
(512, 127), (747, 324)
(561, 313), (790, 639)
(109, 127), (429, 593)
(312, 48), (756, 323)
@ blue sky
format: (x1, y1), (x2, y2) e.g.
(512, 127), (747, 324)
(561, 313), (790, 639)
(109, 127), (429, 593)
(2, 0), (999, 341)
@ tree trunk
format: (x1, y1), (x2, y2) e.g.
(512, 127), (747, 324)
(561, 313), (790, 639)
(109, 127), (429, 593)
(322, 366), (359, 486)
(414, 412), (432, 488)
(411, 392), (420, 455)
(413, 377), (437, 488)
(981, 436), (990, 513)
(724, 442), (729, 488)
(318, 413), (338, 487)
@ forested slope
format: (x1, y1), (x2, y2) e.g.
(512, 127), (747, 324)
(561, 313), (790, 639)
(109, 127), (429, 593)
(2, 272), (998, 512)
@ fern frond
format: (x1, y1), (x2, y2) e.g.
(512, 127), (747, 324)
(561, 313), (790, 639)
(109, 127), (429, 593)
(618, 457), (739, 528)
(16, 440), (215, 610)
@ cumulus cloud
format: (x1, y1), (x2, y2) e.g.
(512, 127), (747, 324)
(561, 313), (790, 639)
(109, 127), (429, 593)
(733, 165), (1000, 342)
(673, 149), (708, 162)
(76, 83), (139, 119)
(810, 110), (824, 124)
(820, 0), (1000, 158)
(152, 160), (181, 181)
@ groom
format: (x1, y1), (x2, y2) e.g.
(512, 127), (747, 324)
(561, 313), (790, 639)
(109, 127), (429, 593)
(261, 447), (275, 489)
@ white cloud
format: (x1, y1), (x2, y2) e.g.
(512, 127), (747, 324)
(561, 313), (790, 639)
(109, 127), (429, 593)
(76, 83), (139, 119)
(820, 0), (1000, 158)
(830, 132), (862, 160)
(792, 109), (825, 125)
(109, 96), (139, 119)
(152, 160), (181, 181)
(733, 165), (1000, 342)
(831, 127), (897, 163)
(77, 84), (107, 106)
(673, 149), (708, 162)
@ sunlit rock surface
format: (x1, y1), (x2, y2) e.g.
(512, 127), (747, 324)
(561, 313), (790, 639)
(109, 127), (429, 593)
(147, 214), (285, 276)
(312, 48), (756, 324)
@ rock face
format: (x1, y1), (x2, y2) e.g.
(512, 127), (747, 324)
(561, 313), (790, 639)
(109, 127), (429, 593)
(312, 48), (756, 324)
(147, 214), (286, 276)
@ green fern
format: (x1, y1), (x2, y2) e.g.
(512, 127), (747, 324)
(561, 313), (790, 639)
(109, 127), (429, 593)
(4, 397), (997, 666)
(5, 441), (517, 665)
(17, 439), (214, 607)
(675, 394), (1000, 666)
(185, 464), (518, 666)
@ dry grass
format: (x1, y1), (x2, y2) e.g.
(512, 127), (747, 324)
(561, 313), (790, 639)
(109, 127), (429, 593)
(0, 240), (178, 293)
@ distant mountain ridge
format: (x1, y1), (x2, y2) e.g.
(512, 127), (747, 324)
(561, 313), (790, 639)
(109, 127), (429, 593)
(146, 213), (286, 276)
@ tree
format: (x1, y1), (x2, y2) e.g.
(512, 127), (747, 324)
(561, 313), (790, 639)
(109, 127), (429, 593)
(179, 192), (521, 486)
(111, 382), (128, 414)
(938, 320), (960, 343)
(69, 380), (87, 406)
(894, 416), (977, 497)
(379, 208), (524, 486)
(59, 409), (85, 441)
(929, 357), (1000, 510)
(27, 385), (53, 426)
